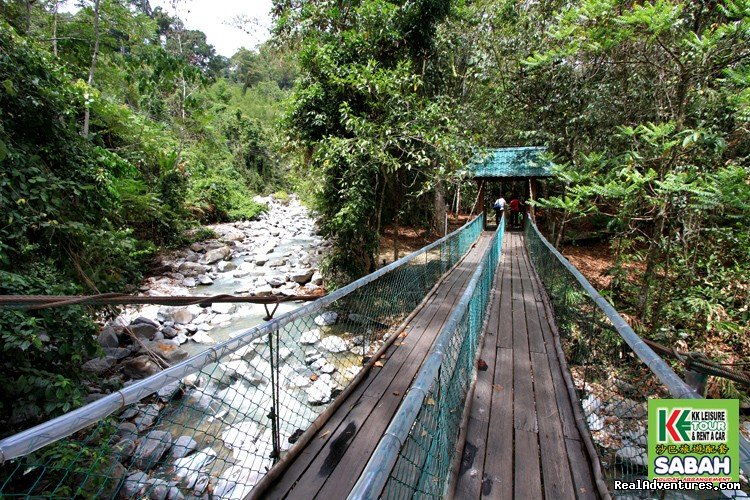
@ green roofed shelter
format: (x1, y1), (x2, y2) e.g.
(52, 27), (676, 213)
(468, 146), (555, 229)
(470, 146), (554, 180)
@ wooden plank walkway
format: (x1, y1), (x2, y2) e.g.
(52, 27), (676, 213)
(263, 233), (495, 499)
(454, 231), (598, 499)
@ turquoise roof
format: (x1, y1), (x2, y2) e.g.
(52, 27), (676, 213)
(469, 147), (554, 179)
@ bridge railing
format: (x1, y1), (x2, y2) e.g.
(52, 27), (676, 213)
(350, 216), (505, 499)
(524, 221), (750, 494)
(0, 215), (484, 499)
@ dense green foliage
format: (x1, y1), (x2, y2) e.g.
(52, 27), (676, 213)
(0, 0), (747, 434)
(274, 0), (469, 284)
(276, 0), (749, 392)
(451, 0), (750, 374)
(0, 0), (295, 431)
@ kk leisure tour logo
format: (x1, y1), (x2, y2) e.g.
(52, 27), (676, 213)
(648, 399), (739, 483)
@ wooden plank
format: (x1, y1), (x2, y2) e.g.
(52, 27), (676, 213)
(511, 245), (537, 434)
(531, 352), (576, 499)
(312, 254), (486, 497)
(496, 246), (513, 349)
(513, 430), (542, 500)
(273, 282), (457, 496)
(519, 237), (545, 303)
(537, 305), (580, 441)
(515, 237), (545, 354)
(528, 254), (581, 441)
(271, 237), (492, 497)
(282, 236), (494, 498)
(481, 347), (513, 499)
(454, 297), (502, 498)
(565, 437), (598, 500)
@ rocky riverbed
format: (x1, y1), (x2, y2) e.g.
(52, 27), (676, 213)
(76, 196), (385, 499)
(83, 195), (330, 391)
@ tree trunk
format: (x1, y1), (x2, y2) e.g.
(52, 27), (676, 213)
(82, 0), (101, 137)
(52, 0), (59, 56)
(636, 210), (667, 321)
(554, 214), (567, 250)
(392, 220), (400, 262)
(433, 183), (446, 236)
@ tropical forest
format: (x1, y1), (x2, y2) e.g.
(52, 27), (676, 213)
(0, 0), (749, 497)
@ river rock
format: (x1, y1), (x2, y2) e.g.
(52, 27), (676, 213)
(203, 246), (232, 265)
(267, 275), (286, 287)
(140, 340), (189, 365)
(146, 478), (171, 500)
(113, 438), (136, 463)
(299, 328), (321, 345)
(217, 260), (238, 272)
(211, 313), (233, 324)
(345, 365), (361, 379)
(133, 316), (159, 328)
(312, 358), (336, 374)
(127, 322), (159, 341)
(267, 258), (286, 267)
(82, 356), (116, 375)
(306, 376), (333, 405)
(117, 422), (138, 441)
(222, 229), (245, 242)
(182, 277), (196, 287)
(189, 330), (215, 344)
(157, 380), (183, 402)
(133, 403), (161, 432)
(221, 421), (260, 458)
(254, 284), (273, 296)
(212, 302), (236, 315)
(170, 435), (198, 459)
(319, 335), (348, 353)
(167, 487), (184, 500)
(314, 311), (338, 326)
(191, 474), (210, 495)
(121, 471), (150, 498)
(133, 430), (172, 470)
(161, 326), (177, 339)
(178, 262), (207, 276)
(291, 269), (315, 284)
(171, 308), (194, 325)
(104, 349), (132, 364)
(214, 464), (262, 499)
(123, 355), (161, 380)
(311, 271), (323, 286)
(98, 325), (120, 348)
(190, 242), (205, 253)
(616, 445), (647, 468)
(174, 448), (217, 480)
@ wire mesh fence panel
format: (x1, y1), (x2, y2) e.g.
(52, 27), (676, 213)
(523, 222), (750, 498)
(380, 219), (504, 499)
(0, 216), (484, 499)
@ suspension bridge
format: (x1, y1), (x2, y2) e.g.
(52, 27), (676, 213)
(0, 149), (748, 499)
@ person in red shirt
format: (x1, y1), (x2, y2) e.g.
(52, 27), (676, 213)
(509, 198), (520, 228)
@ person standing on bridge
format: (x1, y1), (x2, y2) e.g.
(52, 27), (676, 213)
(493, 195), (506, 225)
(509, 197), (520, 228)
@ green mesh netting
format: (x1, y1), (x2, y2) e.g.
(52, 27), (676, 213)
(0, 216), (484, 499)
(381, 219), (505, 499)
(524, 222), (749, 498)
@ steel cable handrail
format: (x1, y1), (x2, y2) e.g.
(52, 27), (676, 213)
(0, 215), (484, 465)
